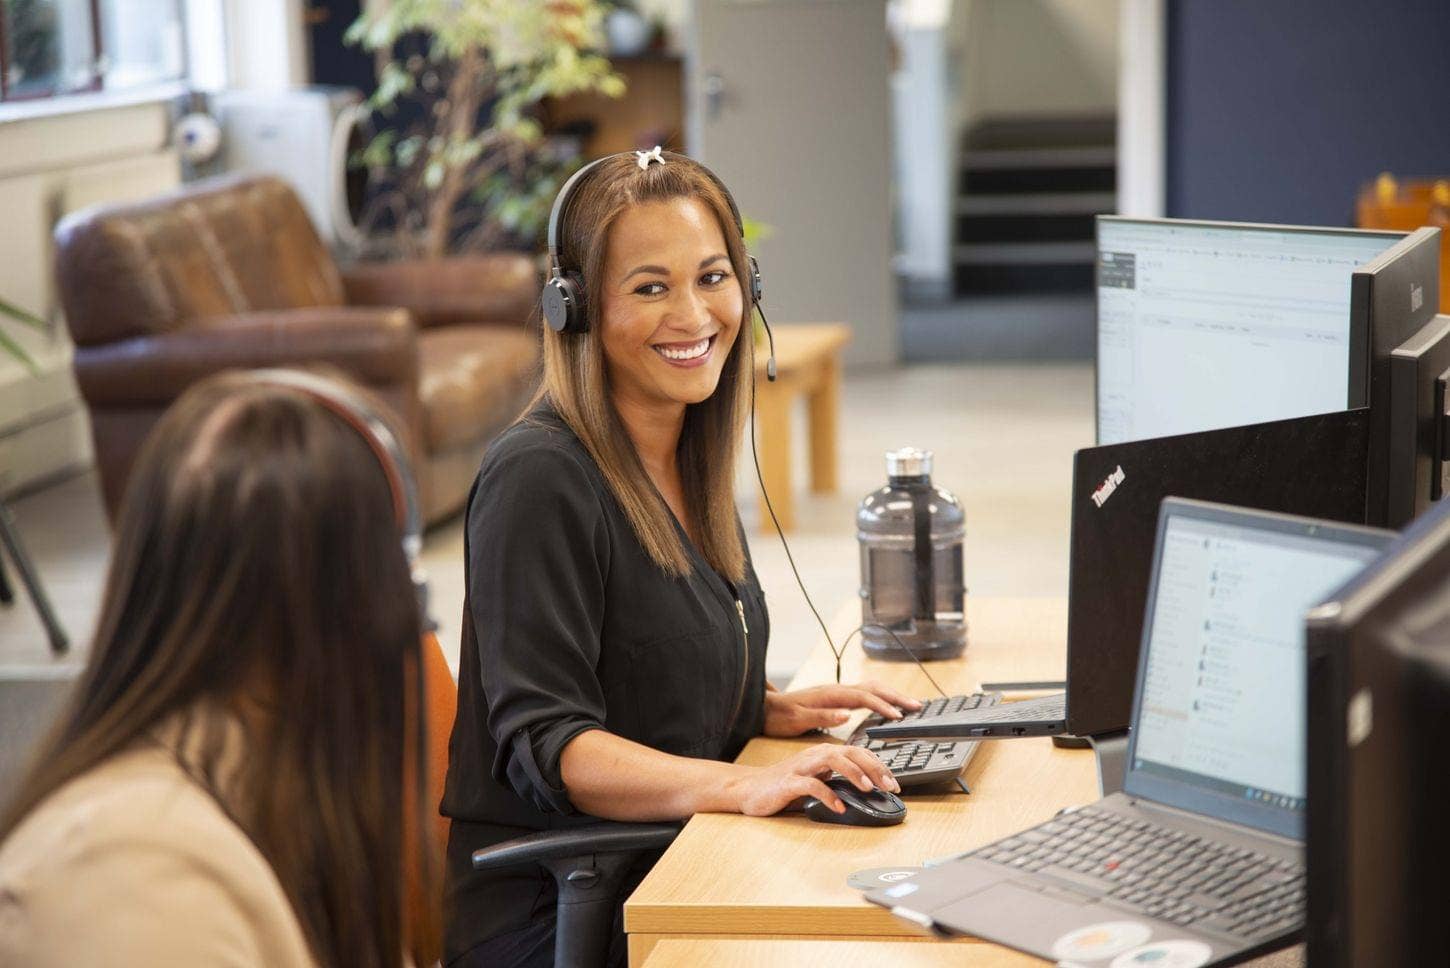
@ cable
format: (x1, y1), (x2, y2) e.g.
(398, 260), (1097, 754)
(748, 304), (950, 703)
(836, 624), (950, 701)
(748, 303), (837, 659)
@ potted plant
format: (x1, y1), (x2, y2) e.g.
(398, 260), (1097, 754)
(0, 298), (46, 375)
(346, 0), (626, 259)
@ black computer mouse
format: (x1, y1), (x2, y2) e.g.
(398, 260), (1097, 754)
(802, 776), (907, 827)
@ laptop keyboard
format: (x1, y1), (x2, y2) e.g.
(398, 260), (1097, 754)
(848, 693), (998, 787)
(977, 806), (1304, 941)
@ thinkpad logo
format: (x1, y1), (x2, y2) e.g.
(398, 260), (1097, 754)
(1091, 465), (1126, 508)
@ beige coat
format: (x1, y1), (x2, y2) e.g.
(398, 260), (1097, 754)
(0, 736), (317, 966)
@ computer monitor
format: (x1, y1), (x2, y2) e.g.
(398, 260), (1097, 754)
(1386, 314), (1450, 527)
(1305, 496), (1450, 968)
(1360, 227), (1442, 526)
(1096, 217), (1405, 445)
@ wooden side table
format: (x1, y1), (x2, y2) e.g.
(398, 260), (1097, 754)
(752, 323), (852, 532)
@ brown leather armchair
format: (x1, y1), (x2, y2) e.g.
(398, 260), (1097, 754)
(54, 174), (541, 525)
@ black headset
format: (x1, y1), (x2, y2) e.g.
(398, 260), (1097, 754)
(540, 149), (775, 380)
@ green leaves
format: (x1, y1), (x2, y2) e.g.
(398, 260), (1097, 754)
(340, 0), (627, 257)
(0, 297), (47, 375)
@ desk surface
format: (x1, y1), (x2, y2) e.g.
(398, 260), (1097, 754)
(641, 938), (1044, 967)
(625, 597), (1097, 948)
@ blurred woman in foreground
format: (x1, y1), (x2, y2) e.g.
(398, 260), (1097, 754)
(0, 373), (437, 967)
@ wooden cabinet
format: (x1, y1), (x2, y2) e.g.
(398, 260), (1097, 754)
(1357, 176), (1450, 313)
(544, 53), (684, 157)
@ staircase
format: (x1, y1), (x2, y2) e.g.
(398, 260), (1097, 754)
(953, 116), (1117, 295)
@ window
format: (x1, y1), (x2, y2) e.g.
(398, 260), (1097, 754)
(0, 0), (184, 101)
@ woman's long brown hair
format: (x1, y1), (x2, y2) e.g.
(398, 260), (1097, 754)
(0, 373), (436, 967)
(533, 150), (754, 581)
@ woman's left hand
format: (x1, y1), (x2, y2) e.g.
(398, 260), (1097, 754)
(762, 681), (924, 737)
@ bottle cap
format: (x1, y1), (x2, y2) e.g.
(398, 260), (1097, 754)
(885, 447), (933, 478)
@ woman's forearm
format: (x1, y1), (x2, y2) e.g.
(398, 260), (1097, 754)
(558, 728), (756, 820)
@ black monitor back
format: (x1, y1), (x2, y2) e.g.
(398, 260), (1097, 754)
(1065, 408), (1371, 738)
(1306, 498), (1450, 968)
(1360, 226), (1441, 526)
(1387, 313), (1450, 527)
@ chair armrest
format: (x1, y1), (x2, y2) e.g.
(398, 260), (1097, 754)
(471, 822), (681, 872)
(74, 307), (419, 407)
(340, 254), (540, 329)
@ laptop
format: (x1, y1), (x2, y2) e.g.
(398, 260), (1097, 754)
(866, 410), (1373, 745)
(865, 498), (1391, 965)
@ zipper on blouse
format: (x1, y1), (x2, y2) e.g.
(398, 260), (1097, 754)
(728, 590), (750, 728)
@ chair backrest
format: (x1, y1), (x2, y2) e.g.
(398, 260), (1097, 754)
(53, 174), (345, 346)
(404, 629), (458, 962)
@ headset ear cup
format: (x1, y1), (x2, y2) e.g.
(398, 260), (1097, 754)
(748, 255), (763, 304)
(542, 271), (588, 333)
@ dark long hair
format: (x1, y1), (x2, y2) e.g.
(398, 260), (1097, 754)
(0, 373), (435, 968)
(532, 150), (754, 581)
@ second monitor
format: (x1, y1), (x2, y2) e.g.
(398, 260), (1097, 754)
(1096, 217), (1404, 445)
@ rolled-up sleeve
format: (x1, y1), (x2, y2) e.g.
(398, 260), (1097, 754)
(467, 441), (610, 815)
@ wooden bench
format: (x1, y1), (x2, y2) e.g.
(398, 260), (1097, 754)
(751, 323), (852, 532)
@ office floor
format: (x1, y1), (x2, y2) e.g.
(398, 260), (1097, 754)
(0, 361), (1094, 689)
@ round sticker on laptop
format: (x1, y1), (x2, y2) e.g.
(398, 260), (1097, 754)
(1051, 921), (1152, 961)
(1110, 939), (1213, 968)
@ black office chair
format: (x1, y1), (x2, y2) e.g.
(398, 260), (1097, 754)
(471, 822), (681, 968)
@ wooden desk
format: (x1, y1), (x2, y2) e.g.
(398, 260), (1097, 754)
(641, 939), (1304, 967)
(642, 938), (1044, 967)
(752, 323), (852, 533)
(624, 596), (1096, 966)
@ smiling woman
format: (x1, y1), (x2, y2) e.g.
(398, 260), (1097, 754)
(441, 150), (912, 968)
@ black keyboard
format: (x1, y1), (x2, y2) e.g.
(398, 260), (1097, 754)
(977, 806), (1304, 942)
(847, 693), (999, 788)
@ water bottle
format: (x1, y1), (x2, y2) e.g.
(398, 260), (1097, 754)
(857, 448), (966, 661)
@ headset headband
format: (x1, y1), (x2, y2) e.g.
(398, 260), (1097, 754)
(246, 369), (423, 567)
(546, 150), (747, 272)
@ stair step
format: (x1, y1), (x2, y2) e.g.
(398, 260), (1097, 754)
(963, 114), (1116, 152)
(962, 145), (1116, 171)
(956, 191), (1116, 216)
(956, 213), (1096, 245)
(953, 241), (1096, 266)
(962, 166), (1116, 196)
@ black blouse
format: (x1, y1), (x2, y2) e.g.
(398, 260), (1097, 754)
(440, 405), (770, 958)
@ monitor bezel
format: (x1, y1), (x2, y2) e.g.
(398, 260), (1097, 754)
(1121, 496), (1393, 840)
(1094, 215), (1408, 446)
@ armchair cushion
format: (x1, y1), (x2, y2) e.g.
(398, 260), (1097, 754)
(340, 254), (541, 329)
(73, 308), (418, 406)
(417, 326), (537, 452)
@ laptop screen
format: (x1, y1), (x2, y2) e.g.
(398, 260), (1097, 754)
(1124, 501), (1388, 839)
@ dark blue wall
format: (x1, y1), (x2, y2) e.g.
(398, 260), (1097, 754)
(1166, 0), (1450, 227)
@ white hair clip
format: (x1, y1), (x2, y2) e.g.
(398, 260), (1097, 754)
(635, 145), (666, 170)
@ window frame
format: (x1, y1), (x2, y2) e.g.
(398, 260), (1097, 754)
(0, 0), (184, 103)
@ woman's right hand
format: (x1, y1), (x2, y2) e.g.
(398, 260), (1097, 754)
(727, 743), (900, 817)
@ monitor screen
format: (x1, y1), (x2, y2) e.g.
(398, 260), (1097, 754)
(1127, 507), (1385, 836)
(1096, 218), (1402, 444)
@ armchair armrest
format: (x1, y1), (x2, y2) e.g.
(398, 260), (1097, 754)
(340, 254), (540, 329)
(471, 822), (680, 968)
(73, 307), (419, 407)
(470, 822), (681, 872)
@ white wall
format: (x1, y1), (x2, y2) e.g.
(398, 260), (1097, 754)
(1117, 0), (1164, 217)
(0, 103), (179, 494)
(891, 0), (954, 297)
(951, 0), (1119, 128)
(224, 0), (309, 91)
